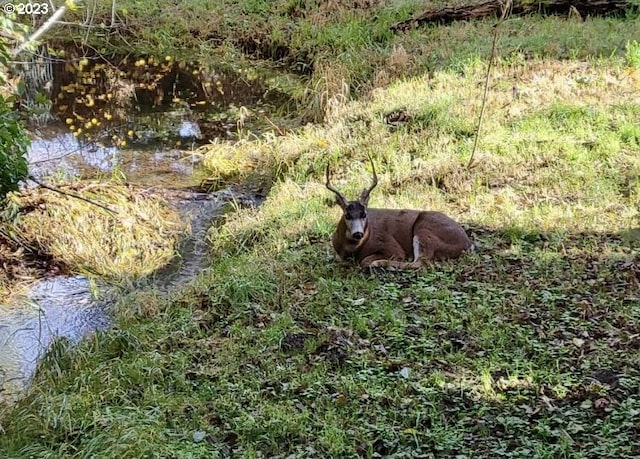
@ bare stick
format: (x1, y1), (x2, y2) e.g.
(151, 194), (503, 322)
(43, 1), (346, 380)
(111, 0), (117, 27)
(11, 3), (69, 56)
(27, 175), (118, 215)
(466, 0), (511, 170)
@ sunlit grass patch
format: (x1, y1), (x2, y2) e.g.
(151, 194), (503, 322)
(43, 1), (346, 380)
(201, 58), (639, 239)
(626, 39), (640, 69)
(1, 183), (189, 281)
(209, 180), (330, 255)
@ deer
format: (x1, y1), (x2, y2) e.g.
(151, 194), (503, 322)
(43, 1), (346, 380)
(325, 156), (474, 269)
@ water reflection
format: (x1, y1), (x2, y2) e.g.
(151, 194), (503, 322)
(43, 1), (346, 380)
(0, 276), (110, 404)
(27, 126), (206, 188)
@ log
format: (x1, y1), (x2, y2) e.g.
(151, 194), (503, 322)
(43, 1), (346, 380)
(391, 0), (633, 33)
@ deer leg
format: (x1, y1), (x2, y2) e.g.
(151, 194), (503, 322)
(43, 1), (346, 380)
(335, 253), (355, 267)
(415, 231), (472, 261)
(412, 234), (436, 265)
(362, 255), (421, 270)
(412, 235), (422, 261)
(359, 254), (387, 268)
(360, 237), (422, 270)
(369, 259), (422, 270)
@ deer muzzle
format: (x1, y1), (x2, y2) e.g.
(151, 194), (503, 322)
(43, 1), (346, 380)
(348, 218), (366, 241)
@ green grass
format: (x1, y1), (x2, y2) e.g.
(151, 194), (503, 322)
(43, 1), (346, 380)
(2, 3), (640, 458)
(2, 54), (639, 456)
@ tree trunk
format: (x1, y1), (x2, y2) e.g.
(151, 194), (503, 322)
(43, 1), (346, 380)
(391, 0), (633, 33)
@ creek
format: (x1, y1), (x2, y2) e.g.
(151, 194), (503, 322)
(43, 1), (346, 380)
(0, 53), (292, 404)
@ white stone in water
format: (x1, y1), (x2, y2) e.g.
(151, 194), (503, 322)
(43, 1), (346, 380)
(178, 121), (202, 139)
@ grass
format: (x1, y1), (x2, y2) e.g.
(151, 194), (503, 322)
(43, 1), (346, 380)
(1, 3), (640, 458)
(1, 53), (639, 456)
(0, 182), (188, 297)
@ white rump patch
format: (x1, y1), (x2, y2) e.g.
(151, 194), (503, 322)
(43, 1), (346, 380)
(412, 235), (421, 261)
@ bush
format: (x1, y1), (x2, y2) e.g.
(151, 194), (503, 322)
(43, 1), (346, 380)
(0, 34), (29, 200)
(0, 94), (29, 199)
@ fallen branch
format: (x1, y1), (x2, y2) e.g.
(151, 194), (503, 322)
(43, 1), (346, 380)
(11, 3), (68, 56)
(27, 175), (118, 215)
(392, 0), (632, 32)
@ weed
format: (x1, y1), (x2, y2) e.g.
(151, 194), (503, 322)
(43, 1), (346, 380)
(625, 39), (640, 68)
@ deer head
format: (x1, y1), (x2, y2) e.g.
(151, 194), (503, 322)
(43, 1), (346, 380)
(325, 155), (378, 241)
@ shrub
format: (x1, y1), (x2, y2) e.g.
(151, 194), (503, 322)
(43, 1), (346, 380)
(0, 35), (29, 200)
(0, 94), (29, 199)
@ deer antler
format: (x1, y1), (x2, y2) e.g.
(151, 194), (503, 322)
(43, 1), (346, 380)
(359, 153), (378, 205)
(325, 163), (349, 209)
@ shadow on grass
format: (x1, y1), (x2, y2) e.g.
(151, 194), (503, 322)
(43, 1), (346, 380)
(0, 221), (638, 458)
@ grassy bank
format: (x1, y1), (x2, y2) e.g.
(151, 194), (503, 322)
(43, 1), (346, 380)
(1, 2), (639, 458)
(2, 49), (639, 456)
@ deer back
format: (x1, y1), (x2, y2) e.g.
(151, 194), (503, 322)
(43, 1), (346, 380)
(335, 208), (472, 265)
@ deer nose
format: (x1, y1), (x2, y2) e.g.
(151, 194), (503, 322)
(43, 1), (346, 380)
(352, 232), (364, 240)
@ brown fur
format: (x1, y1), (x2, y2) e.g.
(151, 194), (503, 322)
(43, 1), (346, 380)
(326, 156), (473, 270)
(332, 208), (473, 269)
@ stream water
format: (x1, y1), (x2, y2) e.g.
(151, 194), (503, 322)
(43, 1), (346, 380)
(0, 54), (282, 404)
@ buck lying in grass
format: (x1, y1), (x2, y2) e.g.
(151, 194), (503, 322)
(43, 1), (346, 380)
(326, 158), (474, 269)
